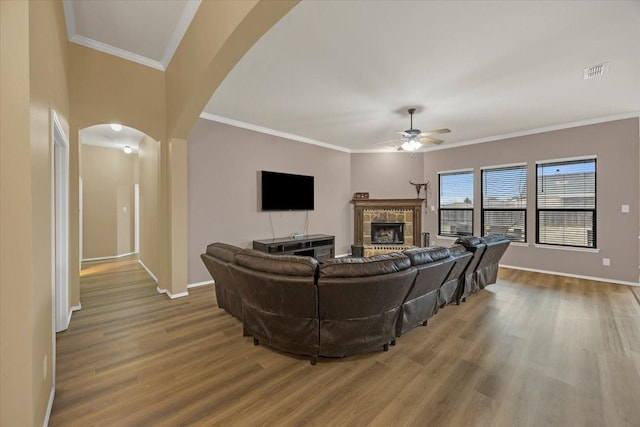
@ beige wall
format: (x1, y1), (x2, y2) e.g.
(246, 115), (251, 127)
(187, 119), (351, 284)
(351, 153), (427, 199)
(1, 2), (35, 425)
(69, 45), (166, 141)
(139, 135), (161, 279)
(1, 0), (71, 424)
(424, 118), (640, 284)
(80, 145), (137, 259)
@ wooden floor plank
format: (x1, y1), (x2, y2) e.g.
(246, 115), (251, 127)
(49, 257), (640, 426)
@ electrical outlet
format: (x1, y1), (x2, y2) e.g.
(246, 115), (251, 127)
(621, 204), (629, 213)
(603, 258), (610, 266)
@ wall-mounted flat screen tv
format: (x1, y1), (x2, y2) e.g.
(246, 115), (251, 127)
(261, 170), (314, 211)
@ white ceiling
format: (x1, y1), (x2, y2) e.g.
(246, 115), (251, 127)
(65, 0), (640, 153)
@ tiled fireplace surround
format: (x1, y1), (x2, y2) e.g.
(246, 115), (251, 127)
(352, 198), (425, 257)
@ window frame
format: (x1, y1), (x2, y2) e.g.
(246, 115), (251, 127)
(535, 156), (597, 249)
(438, 169), (474, 237)
(480, 163), (527, 243)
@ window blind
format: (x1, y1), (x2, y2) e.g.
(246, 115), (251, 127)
(481, 165), (527, 242)
(439, 171), (474, 236)
(536, 158), (596, 248)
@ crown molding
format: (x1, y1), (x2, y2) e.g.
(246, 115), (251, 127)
(63, 0), (193, 71)
(421, 111), (640, 153)
(199, 112), (352, 153)
(68, 34), (165, 71)
(203, 111), (640, 155)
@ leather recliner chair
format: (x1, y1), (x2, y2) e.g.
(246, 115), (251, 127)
(453, 236), (487, 302)
(229, 249), (321, 364)
(200, 242), (243, 320)
(317, 253), (417, 357)
(397, 246), (455, 336)
(438, 244), (473, 306)
(476, 234), (510, 288)
(455, 234), (510, 301)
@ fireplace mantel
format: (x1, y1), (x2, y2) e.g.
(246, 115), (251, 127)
(351, 198), (424, 248)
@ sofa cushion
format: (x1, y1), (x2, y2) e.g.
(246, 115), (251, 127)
(454, 236), (483, 248)
(320, 252), (410, 278)
(206, 242), (241, 262)
(447, 244), (469, 257)
(481, 234), (508, 244)
(403, 246), (450, 265)
(233, 249), (318, 277)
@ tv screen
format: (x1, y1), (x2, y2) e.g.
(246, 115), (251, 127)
(261, 171), (314, 211)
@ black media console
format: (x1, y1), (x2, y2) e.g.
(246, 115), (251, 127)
(252, 234), (335, 261)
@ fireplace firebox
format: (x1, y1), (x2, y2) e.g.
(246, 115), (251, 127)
(371, 223), (404, 244)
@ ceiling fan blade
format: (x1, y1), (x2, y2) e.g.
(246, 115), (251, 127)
(395, 131), (412, 137)
(420, 128), (451, 136)
(375, 137), (404, 145)
(419, 137), (443, 145)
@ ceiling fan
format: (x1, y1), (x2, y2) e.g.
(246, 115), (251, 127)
(380, 108), (450, 152)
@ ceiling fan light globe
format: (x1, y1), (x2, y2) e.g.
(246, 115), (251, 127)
(401, 140), (422, 152)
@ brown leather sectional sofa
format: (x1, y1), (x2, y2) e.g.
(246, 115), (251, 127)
(201, 235), (509, 365)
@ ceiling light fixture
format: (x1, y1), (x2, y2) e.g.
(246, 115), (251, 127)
(401, 139), (422, 152)
(123, 145), (132, 154)
(110, 123), (122, 131)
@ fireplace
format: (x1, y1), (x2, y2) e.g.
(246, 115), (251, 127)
(371, 223), (404, 244)
(351, 198), (424, 256)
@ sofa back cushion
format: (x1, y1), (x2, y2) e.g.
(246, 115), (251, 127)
(319, 252), (411, 278)
(206, 242), (241, 263)
(403, 246), (451, 266)
(402, 247), (455, 297)
(234, 249), (319, 277)
(454, 236), (484, 249)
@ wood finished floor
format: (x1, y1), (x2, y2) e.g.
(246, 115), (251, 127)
(50, 256), (640, 426)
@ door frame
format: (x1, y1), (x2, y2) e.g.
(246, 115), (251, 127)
(51, 109), (69, 336)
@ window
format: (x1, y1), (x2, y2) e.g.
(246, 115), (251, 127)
(481, 164), (527, 242)
(536, 158), (596, 248)
(439, 170), (473, 237)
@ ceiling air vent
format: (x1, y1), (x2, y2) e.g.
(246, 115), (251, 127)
(583, 62), (608, 80)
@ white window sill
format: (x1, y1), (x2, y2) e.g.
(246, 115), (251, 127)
(534, 244), (600, 253)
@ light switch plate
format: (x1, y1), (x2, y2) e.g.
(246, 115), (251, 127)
(622, 204), (629, 213)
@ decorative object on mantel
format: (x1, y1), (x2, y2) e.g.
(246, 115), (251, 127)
(409, 181), (430, 199)
(353, 192), (369, 200)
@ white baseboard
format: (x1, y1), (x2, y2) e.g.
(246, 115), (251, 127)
(66, 303), (82, 326)
(335, 253), (350, 258)
(43, 385), (55, 427)
(82, 252), (137, 262)
(500, 264), (640, 287)
(156, 287), (189, 299)
(138, 259), (158, 283)
(188, 280), (214, 289)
